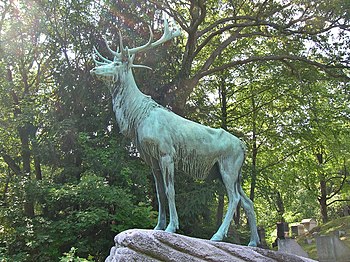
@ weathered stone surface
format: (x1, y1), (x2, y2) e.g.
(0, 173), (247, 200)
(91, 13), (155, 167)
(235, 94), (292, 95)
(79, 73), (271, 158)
(105, 229), (317, 262)
(278, 238), (309, 258)
(316, 235), (350, 262)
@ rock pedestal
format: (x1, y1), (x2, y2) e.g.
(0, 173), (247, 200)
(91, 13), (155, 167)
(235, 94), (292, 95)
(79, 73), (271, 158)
(106, 229), (317, 262)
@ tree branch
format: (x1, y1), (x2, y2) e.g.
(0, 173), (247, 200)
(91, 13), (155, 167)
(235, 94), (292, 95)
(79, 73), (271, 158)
(259, 146), (309, 173)
(199, 28), (243, 73)
(326, 168), (348, 201)
(197, 15), (256, 37)
(149, 0), (190, 32)
(196, 54), (350, 80)
(327, 199), (350, 207)
(191, 0), (206, 30)
(0, 149), (22, 176)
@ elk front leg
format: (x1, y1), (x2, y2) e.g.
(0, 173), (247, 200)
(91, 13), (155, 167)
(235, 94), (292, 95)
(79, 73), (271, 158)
(152, 167), (167, 230)
(160, 155), (178, 233)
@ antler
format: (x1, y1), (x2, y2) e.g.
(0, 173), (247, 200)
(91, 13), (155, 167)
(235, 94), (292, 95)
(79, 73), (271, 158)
(128, 19), (180, 55)
(93, 19), (181, 66)
(93, 46), (113, 64)
(103, 37), (120, 58)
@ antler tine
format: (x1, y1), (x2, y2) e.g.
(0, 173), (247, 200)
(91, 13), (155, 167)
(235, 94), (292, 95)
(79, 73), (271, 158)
(118, 30), (124, 52)
(92, 54), (105, 65)
(92, 53), (108, 65)
(151, 19), (180, 47)
(118, 29), (129, 60)
(93, 46), (113, 64)
(103, 37), (120, 58)
(128, 19), (180, 55)
(128, 25), (154, 55)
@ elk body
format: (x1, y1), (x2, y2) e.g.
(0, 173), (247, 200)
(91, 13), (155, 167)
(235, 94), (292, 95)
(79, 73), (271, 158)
(91, 20), (260, 246)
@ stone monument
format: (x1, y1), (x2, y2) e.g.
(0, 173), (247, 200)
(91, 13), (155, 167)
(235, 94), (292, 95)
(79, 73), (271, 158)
(316, 235), (350, 262)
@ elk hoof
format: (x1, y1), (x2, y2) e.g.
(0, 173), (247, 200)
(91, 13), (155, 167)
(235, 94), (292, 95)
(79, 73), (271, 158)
(154, 223), (166, 231)
(210, 233), (223, 241)
(248, 241), (258, 247)
(165, 224), (177, 233)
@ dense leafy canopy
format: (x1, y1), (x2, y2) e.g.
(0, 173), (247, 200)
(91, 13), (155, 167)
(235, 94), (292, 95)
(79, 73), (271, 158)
(0, 0), (349, 260)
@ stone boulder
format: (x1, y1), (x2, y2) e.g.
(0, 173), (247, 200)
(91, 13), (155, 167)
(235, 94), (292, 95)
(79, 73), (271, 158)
(105, 229), (317, 262)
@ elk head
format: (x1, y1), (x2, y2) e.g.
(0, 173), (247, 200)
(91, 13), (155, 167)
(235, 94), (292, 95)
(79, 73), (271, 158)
(90, 19), (181, 91)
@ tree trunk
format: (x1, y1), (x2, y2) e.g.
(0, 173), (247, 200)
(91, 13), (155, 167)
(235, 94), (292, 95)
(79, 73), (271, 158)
(316, 151), (328, 223)
(19, 127), (31, 175)
(34, 155), (42, 180)
(216, 75), (243, 227)
(250, 96), (258, 202)
(2, 168), (11, 206)
(276, 191), (285, 222)
(31, 134), (42, 181)
(216, 192), (224, 228)
(18, 125), (35, 218)
(250, 144), (257, 202)
(158, 77), (198, 116)
(319, 178), (328, 223)
(7, 59), (35, 217)
(233, 202), (241, 226)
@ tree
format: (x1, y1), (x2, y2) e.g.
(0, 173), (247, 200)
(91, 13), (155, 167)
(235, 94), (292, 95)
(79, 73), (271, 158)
(148, 0), (349, 114)
(187, 30), (349, 232)
(149, 0), (349, 228)
(0, 0), (54, 217)
(291, 77), (350, 223)
(0, 1), (156, 260)
(1, 1), (349, 258)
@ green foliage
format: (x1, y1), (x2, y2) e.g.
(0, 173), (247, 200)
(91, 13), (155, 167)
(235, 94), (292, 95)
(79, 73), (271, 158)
(59, 247), (94, 262)
(175, 173), (218, 239)
(188, 39), (349, 243)
(0, 174), (155, 261)
(0, 0), (349, 260)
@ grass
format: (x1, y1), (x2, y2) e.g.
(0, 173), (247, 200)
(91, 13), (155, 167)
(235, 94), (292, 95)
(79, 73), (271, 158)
(296, 216), (350, 260)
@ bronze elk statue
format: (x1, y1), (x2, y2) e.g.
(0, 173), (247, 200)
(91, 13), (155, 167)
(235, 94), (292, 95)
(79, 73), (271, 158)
(90, 19), (259, 246)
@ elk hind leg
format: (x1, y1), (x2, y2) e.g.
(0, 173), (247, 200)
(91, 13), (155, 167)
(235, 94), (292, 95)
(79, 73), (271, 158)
(239, 184), (260, 246)
(211, 160), (240, 241)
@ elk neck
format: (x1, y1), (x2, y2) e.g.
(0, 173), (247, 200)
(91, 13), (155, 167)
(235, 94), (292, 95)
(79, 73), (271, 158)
(111, 68), (160, 139)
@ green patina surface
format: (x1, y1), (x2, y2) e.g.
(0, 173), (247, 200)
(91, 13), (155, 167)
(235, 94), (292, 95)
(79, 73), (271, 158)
(90, 18), (259, 246)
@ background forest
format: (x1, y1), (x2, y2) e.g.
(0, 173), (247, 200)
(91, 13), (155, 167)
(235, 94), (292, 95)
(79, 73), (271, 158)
(0, 0), (349, 261)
